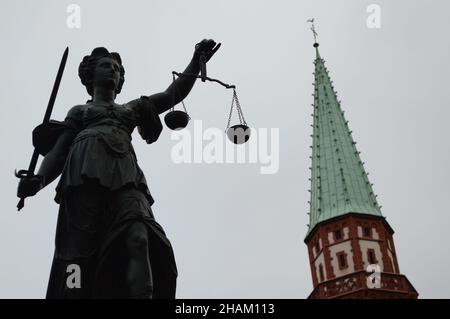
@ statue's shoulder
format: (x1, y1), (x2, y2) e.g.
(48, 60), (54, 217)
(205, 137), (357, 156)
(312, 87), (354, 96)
(123, 98), (141, 111)
(124, 96), (156, 110)
(66, 103), (90, 119)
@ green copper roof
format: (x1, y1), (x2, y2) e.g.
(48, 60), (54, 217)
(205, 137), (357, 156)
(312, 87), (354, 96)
(307, 45), (382, 235)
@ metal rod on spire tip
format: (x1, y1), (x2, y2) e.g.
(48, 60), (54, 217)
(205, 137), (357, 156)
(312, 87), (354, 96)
(307, 18), (319, 46)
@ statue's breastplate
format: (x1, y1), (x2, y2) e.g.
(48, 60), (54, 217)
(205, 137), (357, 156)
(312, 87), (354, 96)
(75, 104), (137, 156)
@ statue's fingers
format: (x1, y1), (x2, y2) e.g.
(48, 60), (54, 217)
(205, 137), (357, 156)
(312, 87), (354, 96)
(196, 39), (207, 50)
(205, 43), (221, 61)
(211, 43), (221, 55)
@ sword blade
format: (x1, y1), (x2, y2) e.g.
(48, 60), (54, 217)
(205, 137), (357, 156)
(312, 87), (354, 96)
(43, 47), (69, 124)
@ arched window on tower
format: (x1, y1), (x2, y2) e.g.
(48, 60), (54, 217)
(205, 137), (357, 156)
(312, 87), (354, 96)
(363, 226), (372, 238)
(319, 264), (325, 282)
(334, 229), (342, 241)
(367, 249), (377, 265)
(337, 251), (348, 270)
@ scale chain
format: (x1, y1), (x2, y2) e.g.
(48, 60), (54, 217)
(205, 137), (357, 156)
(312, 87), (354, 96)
(226, 90), (235, 130)
(234, 89), (247, 125)
(171, 73), (191, 119)
(233, 90), (243, 124)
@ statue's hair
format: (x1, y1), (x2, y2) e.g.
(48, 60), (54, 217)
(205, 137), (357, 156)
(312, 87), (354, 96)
(78, 47), (125, 97)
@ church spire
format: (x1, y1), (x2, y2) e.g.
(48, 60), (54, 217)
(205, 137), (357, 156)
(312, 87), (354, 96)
(307, 22), (382, 235)
(304, 24), (417, 298)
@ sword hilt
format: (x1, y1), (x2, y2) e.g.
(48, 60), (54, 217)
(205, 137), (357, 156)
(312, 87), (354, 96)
(15, 148), (40, 211)
(17, 198), (25, 211)
(15, 169), (30, 211)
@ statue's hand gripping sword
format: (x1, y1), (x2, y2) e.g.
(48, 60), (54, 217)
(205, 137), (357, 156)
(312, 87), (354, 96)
(15, 47), (69, 211)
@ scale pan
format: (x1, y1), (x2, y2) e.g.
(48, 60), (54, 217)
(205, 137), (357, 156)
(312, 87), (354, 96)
(164, 110), (190, 130)
(226, 124), (251, 144)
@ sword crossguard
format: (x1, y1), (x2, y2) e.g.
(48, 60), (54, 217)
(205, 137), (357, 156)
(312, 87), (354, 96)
(14, 169), (29, 211)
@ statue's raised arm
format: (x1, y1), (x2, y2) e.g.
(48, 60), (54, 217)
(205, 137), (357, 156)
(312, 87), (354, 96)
(144, 39), (221, 114)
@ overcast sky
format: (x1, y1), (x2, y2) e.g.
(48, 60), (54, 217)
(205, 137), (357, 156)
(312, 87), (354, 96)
(1, 0), (449, 298)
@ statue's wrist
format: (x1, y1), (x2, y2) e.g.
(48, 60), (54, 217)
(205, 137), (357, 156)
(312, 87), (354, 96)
(190, 55), (201, 71)
(37, 174), (46, 189)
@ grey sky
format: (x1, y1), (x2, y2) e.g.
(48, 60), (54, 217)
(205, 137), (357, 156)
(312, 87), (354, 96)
(1, 0), (449, 298)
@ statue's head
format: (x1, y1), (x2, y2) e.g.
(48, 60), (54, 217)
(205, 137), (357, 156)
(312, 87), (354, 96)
(79, 47), (125, 97)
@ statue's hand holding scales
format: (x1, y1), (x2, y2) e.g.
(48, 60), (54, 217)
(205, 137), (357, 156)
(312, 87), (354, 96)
(193, 39), (221, 65)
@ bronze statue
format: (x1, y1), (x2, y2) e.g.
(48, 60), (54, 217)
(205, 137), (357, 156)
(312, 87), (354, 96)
(16, 39), (221, 298)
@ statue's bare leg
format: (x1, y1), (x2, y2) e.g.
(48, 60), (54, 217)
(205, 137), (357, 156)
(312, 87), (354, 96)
(125, 222), (153, 298)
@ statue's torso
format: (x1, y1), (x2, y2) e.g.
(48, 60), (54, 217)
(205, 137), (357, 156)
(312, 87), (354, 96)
(55, 101), (154, 205)
(75, 103), (137, 156)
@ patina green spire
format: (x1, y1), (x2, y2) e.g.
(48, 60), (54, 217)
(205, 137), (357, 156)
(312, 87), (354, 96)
(307, 39), (382, 235)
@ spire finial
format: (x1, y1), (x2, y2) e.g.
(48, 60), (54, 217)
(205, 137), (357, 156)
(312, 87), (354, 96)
(307, 18), (319, 47)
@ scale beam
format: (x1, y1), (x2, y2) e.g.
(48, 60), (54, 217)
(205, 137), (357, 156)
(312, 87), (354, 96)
(172, 71), (236, 89)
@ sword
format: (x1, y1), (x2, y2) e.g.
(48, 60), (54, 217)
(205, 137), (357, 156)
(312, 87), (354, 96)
(15, 47), (69, 211)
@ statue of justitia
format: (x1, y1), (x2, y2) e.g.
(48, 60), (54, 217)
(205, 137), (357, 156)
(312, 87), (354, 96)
(16, 39), (221, 299)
